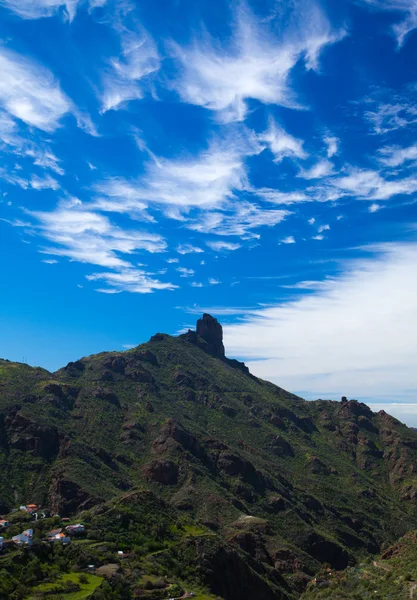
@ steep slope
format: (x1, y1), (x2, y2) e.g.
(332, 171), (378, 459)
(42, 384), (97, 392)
(1, 314), (417, 598)
(302, 530), (417, 599)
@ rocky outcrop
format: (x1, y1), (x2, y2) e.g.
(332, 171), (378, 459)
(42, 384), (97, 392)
(49, 476), (100, 516)
(143, 459), (179, 485)
(5, 412), (60, 460)
(196, 313), (225, 358)
(187, 536), (289, 600)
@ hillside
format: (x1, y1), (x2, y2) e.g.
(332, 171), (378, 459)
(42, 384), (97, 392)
(301, 530), (417, 599)
(1, 314), (417, 599)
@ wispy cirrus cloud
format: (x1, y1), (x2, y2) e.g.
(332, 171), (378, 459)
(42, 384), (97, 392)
(93, 139), (251, 214)
(255, 189), (310, 205)
(188, 202), (289, 237)
(30, 202), (167, 268)
(170, 2), (345, 122)
(378, 143), (417, 167)
(206, 240), (241, 251)
(259, 118), (307, 162)
(297, 158), (333, 179)
(101, 28), (160, 112)
(280, 235), (296, 244)
(86, 267), (176, 294)
(332, 168), (417, 200)
(23, 199), (175, 294)
(356, 0), (417, 47)
(0, 47), (71, 132)
(176, 244), (204, 255)
(224, 242), (417, 401)
(177, 267), (195, 278)
(0, 0), (106, 21)
(362, 90), (417, 134)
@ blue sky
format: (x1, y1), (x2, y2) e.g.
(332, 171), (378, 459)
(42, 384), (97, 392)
(1, 0), (417, 423)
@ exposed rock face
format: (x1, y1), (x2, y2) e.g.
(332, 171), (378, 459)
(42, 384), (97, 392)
(49, 476), (99, 516)
(143, 459), (179, 485)
(5, 413), (60, 460)
(196, 313), (225, 358)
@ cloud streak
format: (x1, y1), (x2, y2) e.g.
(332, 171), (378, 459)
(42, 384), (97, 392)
(170, 2), (344, 122)
(0, 48), (71, 132)
(224, 242), (417, 401)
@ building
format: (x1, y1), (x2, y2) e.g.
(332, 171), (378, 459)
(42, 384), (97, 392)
(19, 504), (39, 514)
(65, 524), (85, 534)
(12, 529), (33, 546)
(0, 520), (9, 528)
(50, 532), (71, 545)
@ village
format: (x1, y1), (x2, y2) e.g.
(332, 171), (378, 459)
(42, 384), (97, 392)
(0, 503), (85, 551)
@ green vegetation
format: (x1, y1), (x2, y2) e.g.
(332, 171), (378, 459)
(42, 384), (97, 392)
(1, 317), (417, 599)
(302, 531), (417, 599)
(28, 572), (102, 599)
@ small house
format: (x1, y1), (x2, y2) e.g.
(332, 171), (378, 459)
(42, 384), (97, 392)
(12, 529), (33, 546)
(20, 504), (39, 514)
(46, 528), (62, 538)
(0, 520), (9, 528)
(50, 533), (71, 545)
(66, 524), (85, 534)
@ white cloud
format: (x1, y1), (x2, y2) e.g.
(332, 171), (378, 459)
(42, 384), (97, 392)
(312, 234), (324, 240)
(166, 257), (179, 263)
(332, 168), (417, 200)
(256, 188), (309, 205)
(29, 149), (64, 175)
(42, 258), (58, 264)
(190, 281), (203, 288)
(176, 267), (195, 277)
(260, 118), (307, 162)
(101, 28), (160, 112)
(1, 0), (105, 21)
(176, 244), (204, 254)
(224, 243), (417, 402)
(280, 236), (296, 244)
(298, 159), (333, 179)
(357, 0), (417, 47)
(323, 135), (339, 157)
(170, 2), (344, 122)
(378, 143), (417, 167)
(87, 268), (176, 294)
(208, 277), (221, 285)
(318, 224), (330, 233)
(30, 174), (60, 190)
(27, 197), (173, 296)
(369, 203), (381, 213)
(0, 48), (71, 132)
(94, 139), (251, 213)
(308, 217), (316, 225)
(206, 240), (240, 251)
(189, 202), (289, 236)
(28, 201), (168, 280)
(363, 96), (417, 134)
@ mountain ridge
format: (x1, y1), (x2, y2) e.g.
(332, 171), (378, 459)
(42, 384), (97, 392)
(1, 314), (417, 599)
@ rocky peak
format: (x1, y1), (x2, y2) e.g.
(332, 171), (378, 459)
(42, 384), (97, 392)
(196, 313), (225, 358)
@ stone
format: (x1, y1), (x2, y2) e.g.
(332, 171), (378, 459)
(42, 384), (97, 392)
(196, 313), (225, 358)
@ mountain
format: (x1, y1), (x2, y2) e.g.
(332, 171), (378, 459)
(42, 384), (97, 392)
(302, 530), (417, 599)
(1, 313), (417, 599)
